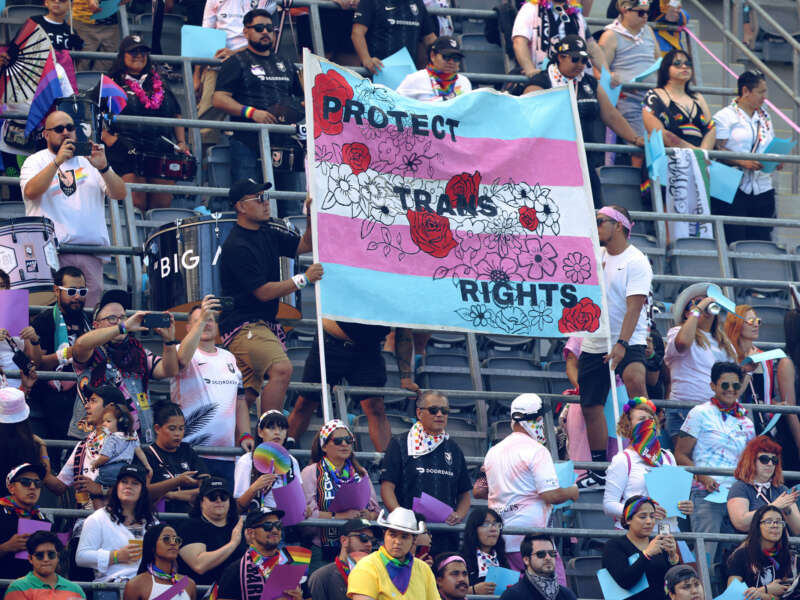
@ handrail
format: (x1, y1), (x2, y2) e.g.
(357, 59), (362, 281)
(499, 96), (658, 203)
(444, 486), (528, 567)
(743, 0), (800, 55)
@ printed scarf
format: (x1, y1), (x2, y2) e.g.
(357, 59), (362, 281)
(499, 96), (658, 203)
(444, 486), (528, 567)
(0, 495), (45, 519)
(426, 65), (458, 98)
(477, 549), (499, 578)
(730, 99), (773, 153)
(763, 544), (781, 572)
(378, 546), (414, 595)
(527, 571), (559, 600)
(316, 458), (361, 546)
(547, 62), (582, 92)
(629, 418), (663, 466)
(711, 396), (746, 419)
(148, 562), (180, 583)
(407, 421), (448, 457)
(239, 546), (283, 600)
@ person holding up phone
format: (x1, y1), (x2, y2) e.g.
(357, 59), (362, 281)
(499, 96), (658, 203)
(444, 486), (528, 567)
(20, 111), (127, 307)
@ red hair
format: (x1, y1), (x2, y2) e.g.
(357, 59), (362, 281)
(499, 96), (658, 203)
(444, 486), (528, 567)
(724, 304), (753, 362)
(734, 435), (784, 485)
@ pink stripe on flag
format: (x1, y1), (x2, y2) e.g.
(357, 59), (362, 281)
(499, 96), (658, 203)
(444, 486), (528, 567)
(317, 212), (598, 285)
(315, 120), (585, 187)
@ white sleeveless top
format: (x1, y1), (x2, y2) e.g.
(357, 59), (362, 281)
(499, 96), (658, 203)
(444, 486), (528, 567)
(148, 576), (191, 600)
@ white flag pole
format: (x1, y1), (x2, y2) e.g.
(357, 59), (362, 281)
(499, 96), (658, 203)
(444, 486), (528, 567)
(608, 339), (623, 457)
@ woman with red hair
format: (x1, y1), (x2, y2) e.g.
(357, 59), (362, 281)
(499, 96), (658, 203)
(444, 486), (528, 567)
(726, 435), (800, 535)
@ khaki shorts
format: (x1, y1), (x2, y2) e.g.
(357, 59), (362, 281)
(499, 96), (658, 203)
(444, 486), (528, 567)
(226, 321), (289, 393)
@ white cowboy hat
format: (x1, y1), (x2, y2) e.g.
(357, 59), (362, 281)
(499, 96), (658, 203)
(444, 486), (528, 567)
(376, 507), (426, 535)
(672, 282), (713, 325)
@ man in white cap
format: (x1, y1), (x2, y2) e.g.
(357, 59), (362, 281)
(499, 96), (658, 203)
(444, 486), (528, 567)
(347, 507), (439, 600)
(482, 394), (578, 572)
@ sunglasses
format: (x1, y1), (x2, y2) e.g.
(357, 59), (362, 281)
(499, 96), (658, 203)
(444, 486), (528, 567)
(422, 405), (450, 415)
(533, 550), (558, 559)
(58, 286), (88, 297)
(15, 477), (43, 488)
(45, 123), (75, 133)
(206, 492), (230, 502)
(719, 381), (742, 391)
(348, 533), (376, 543)
(32, 550), (58, 560)
(757, 455), (779, 465)
(329, 436), (354, 446)
(746, 317), (762, 326)
(565, 54), (589, 64)
(126, 48), (149, 57)
(259, 521), (283, 532)
(160, 535), (183, 545)
(632, 9), (648, 16)
(246, 23), (274, 33)
(596, 218), (615, 226)
(243, 192), (269, 204)
(672, 59), (693, 68)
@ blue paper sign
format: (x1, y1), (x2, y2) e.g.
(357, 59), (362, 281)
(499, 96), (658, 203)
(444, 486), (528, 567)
(600, 67), (621, 106)
(373, 47), (416, 90)
(553, 461), (576, 509)
(706, 284), (738, 316)
(604, 382), (629, 438)
(181, 25), (227, 59)
(677, 540), (695, 562)
(93, 0), (121, 21)
(761, 413), (782, 436)
(633, 58), (662, 82)
(742, 348), (787, 365)
(644, 465), (693, 518)
(704, 481), (732, 503)
(762, 138), (796, 173)
(596, 555), (647, 600)
(485, 566), (520, 592)
(713, 578), (748, 600)
(645, 129), (667, 180)
(709, 161), (743, 205)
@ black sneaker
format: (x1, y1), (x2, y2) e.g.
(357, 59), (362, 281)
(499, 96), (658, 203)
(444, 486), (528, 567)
(576, 471), (606, 490)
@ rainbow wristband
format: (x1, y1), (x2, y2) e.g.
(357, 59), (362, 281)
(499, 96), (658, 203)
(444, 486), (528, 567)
(239, 432), (254, 444)
(241, 106), (256, 120)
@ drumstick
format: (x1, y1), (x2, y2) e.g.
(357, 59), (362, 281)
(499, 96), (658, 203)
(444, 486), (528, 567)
(161, 136), (182, 152)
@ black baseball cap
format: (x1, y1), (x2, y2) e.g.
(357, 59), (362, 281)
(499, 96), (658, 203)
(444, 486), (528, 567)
(93, 289), (130, 321)
(82, 383), (126, 407)
(431, 35), (464, 58)
(199, 477), (232, 498)
(555, 34), (589, 58)
(228, 178), (273, 207)
(244, 506), (285, 529)
(341, 518), (378, 537)
(6, 463), (47, 489)
(120, 35), (150, 54)
(116, 464), (147, 485)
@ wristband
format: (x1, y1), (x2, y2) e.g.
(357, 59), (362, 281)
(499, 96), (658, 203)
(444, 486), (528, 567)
(112, 550), (118, 564)
(616, 338), (629, 350)
(30, 338), (40, 345)
(241, 106), (256, 120)
(292, 273), (308, 290)
(238, 432), (254, 444)
(164, 340), (179, 346)
(98, 163), (110, 174)
(118, 322), (127, 335)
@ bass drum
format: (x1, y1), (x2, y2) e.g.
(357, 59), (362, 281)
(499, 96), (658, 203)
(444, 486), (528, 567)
(144, 213), (301, 321)
(0, 217), (59, 305)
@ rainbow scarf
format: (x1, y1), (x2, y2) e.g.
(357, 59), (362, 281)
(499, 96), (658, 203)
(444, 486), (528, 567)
(763, 545), (781, 571)
(711, 396), (746, 419)
(629, 418), (663, 467)
(407, 421), (447, 457)
(426, 65), (458, 98)
(0, 495), (44, 520)
(378, 546), (414, 594)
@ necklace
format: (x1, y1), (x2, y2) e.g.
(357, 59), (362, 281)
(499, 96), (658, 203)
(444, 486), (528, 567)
(149, 562), (180, 584)
(125, 69), (164, 110)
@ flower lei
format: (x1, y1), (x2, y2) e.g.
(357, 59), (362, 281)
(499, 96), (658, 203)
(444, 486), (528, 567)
(125, 69), (165, 110)
(526, 0), (582, 14)
(730, 99), (773, 153)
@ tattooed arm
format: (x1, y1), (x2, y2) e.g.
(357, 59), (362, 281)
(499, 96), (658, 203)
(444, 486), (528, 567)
(394, 328), (419, 392)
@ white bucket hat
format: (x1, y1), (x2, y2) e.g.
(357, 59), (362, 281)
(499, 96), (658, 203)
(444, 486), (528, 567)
(0, 387), (28, 424)
(376, 507), (426, 535)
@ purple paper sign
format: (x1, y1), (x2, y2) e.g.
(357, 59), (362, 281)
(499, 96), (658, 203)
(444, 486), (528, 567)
(259, 563), (307, 600)
(328, 477), (371, 513)
(56, 532), (70, 547)
(412, 493), (453, 523)
(0, 289), (29, 336)
(273, 478), (305, 526)
(15, 518), (52, 559)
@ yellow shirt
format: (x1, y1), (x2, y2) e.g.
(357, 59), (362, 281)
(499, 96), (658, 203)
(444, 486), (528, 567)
(347, 549), (439, 600)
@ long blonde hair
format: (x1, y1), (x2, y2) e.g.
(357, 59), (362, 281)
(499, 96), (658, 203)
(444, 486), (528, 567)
(682, 302), (736, 358)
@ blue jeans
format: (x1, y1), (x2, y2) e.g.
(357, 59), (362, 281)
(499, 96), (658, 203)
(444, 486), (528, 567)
(690, 488), (727, 566)
(230, 138), (260, 185)
(203, 458), (235, 484)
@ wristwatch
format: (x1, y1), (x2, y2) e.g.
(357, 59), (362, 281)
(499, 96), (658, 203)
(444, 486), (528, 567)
(616, 338), (629, 350)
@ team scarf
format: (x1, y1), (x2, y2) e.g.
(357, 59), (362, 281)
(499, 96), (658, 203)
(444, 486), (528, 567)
(547, 63), (583, 93)
(148, 562), (181, 584)
(239, 545), (309, 600)
(526, 0), (582, 14)
(0, 495), (45, 520)
(711, 396), (746, 419)
(629, 418), (663, 466)
(316, 457), (362, 546)
(378, 546), (414, 594)
(425, 65), (458, 98)
(407, 421), (448, 457)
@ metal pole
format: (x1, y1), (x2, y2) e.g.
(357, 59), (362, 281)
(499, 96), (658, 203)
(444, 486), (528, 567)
(308, 2), (325, 56)
(124, 189), (143, 309)
(695, 538), (713, 600)
(466, 332), (488, 439)
(107, 195), (128, 292)
(181, 58), (203, 183)
(334, 385), (347, 425)
(258, 129), (278, 216)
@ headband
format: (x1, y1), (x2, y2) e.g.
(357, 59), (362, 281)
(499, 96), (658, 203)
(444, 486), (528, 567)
(436, 555), (466, 574)
(623, 496), (655, 525)
(623, 396), (657, 415)
(319, 419), (352, 446)
(258, 409), (286, 427)
(597, 206), (634, 238)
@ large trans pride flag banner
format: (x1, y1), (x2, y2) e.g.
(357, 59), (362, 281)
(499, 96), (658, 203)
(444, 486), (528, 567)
(304, 51), (609, 338)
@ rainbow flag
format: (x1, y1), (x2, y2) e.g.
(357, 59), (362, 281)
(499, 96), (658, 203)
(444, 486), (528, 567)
(99, 75), (127, 114)
(285, 546), (311, 565)
(25, 50), (62, 136)
(305, 52), (609, 338)
(74, 167), (88, 182)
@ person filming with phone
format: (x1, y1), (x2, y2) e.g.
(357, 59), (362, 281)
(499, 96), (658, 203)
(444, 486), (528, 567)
(20, 111), (127, 307)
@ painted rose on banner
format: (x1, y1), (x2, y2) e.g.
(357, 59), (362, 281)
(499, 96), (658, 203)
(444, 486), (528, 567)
(305, 55), (608, 338)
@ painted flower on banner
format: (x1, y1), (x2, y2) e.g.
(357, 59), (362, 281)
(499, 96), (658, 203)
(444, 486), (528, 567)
(342, 142), (371, 175)
(483, 211), (524, 255)
(493, 307), (531, 335)
(407, 209), (458, 258)
(558, 297), (602, 333)
(322, 163), (362, 216)
(518, 238), (558, 280)
(445, 171), (482, 209)
(534, 188), (561, 236)
(312, 70), (353, 138)
(475, 252), (522, 283)
(562, 251), (592, 284)
(528, 301), (553, 330)
(518, 206), (539, 232)
(467, 304), (490, 327)
(365, 182), (404, 225)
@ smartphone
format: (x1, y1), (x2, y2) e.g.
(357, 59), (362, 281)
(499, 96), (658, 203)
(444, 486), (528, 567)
(142, 312), (171, 329)
(195, 473), (211, 480)
(658, 521), (670, 536)
(73, 141), (92, 156)
(12, 350), (32, 376)
(216, 296), (234, 312)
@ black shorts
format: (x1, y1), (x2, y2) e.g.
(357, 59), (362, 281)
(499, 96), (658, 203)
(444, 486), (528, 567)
(577, 344), (647, 407)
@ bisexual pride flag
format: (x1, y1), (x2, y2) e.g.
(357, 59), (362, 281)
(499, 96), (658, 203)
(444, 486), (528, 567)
(304, 51), (609, 338)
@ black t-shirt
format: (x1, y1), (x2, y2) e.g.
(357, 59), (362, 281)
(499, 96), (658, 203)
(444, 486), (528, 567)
(528, 71), (600, 143)
(178, 518), (246, 586)
(727, 546), (789, 587)
(219, 224), (300, 334)
(138, 443), (207, 513)
(354, 0), (435, 61)
(337, 322), (390, 347)
(0, 509), (50, 579)
(379, 435), (472, 509)
(30, 15), (83, 51)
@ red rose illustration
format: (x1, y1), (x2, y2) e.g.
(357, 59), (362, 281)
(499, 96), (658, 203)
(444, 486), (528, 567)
(518, 206), (539, 231)
(342, 142), (371, 175)
(312, 70), (354, 139)
(407, 209), (458, 258)
(558, 297), (602, 333)
(445, 171), (481, 208)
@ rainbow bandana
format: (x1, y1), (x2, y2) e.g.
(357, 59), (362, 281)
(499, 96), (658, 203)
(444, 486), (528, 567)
(623, 497), (654, 525)
(711, 396), (746, 419)
(0, 495), (45, 520)
(629, 418), (662, 466)
(407, 420), (448, 457)
(426, 65), (458, 98)
(378, 546), (414, 594)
